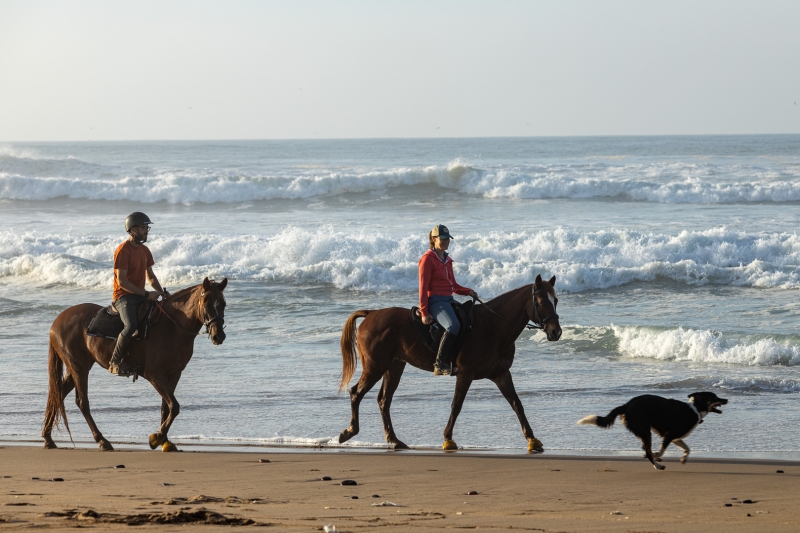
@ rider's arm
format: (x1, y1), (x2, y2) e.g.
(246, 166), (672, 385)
(115, 269), (149, 297)
(146, 267), (166, 296)
(448, 262), (477, 299)
(419, 255), (433, 317)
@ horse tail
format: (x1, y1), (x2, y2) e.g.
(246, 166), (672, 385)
(43, 339), (72, 442)
(577, 404), (626, 429)
(339, 310), (370, 393)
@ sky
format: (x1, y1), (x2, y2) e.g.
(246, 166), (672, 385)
(1, 0), (799, 141)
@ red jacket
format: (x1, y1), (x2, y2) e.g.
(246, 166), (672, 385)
(418, 249), (472, 317)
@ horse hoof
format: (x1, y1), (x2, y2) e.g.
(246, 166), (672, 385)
(43, 440), (58, 450)
(393, 441), (410, 450)
(338, 429), (355, 444)
(99, 440), (114, 451)
(149, 433), (163, 450)
(527, 438), (544, 454)
(162, 441), (178, 453)
(442, 439), (458, 451)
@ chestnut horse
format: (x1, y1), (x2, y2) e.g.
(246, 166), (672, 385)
(338, 274), (562, 453)
(42, 277), (228, 452)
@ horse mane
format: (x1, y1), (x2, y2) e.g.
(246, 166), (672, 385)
(484, 283), (533, 309)
(164, 284), (200, 303)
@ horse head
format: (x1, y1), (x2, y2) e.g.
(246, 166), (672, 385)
(532, 274), (562, 341)
(200, 277), (228, 345)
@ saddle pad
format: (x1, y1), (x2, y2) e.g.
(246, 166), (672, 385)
(409, 299), (474, 354)
(86, 303), (153, 340)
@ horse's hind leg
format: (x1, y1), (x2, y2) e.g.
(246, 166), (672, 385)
(377, 359), (408, 449)
(338, 369), (382, 444)
(442, 375), (473, 449)
(42, 374), (75, 449)
(491, 370), (543, 453)
(74, 370), (114, 451)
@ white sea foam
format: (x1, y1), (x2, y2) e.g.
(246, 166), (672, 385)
(2, 152), (800, 204)
(612, 325), (800, 366)
(4, 226), (800, 293)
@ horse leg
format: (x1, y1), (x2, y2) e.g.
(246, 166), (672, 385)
(148, 375), (180, 452)
(377, 359), (408, 449)
(491, 370), (543, 453)
(42, 374), (75, 449)
(74, 369), (114, 451)
(442, 375), (473, 450)
(338, 369), (383, 444)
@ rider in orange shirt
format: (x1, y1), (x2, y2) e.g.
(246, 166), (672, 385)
(109, 212), (169, 377)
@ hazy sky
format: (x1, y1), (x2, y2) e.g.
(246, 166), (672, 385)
(1, 1), (798, 141)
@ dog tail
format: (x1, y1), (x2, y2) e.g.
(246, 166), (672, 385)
(577, 405), (626, 428)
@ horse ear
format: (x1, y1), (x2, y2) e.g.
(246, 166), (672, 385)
(218, 277), (228, 291)
(534, 274), (542, 286)
(549, 275), (556, 287)
(203, 277), (211, 291)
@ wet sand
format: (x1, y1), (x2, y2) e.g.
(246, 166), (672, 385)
(0, 445), (798, 532)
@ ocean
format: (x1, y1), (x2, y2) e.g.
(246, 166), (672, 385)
(2, 136), (800, 458)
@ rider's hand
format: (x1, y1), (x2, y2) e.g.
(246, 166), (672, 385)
(470, 290), (479, 299)
(421, 314), (434, 325)
(160, 290), (170, 299)
(146, 291), (159, 301)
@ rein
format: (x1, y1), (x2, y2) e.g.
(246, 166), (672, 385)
(150, 289), (224, 338)
(474, 287), (559, 331)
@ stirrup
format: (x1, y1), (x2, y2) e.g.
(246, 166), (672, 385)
(433, 363), (452, 376)
(108, 362), (133, 377)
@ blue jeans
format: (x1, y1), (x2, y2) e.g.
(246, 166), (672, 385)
(428, 295), (460, 336)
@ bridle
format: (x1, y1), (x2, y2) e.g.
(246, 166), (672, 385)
(529, 287), (559, 331)
(151, 288), (225, 338)
(199, 289), (225, 336)
(475, 286), (559, 331)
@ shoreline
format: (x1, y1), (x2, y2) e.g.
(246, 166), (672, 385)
(1, 445), (798, 532)
(4, 438), (800, 464)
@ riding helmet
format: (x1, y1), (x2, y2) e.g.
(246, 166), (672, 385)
(125, 212), (153, 232)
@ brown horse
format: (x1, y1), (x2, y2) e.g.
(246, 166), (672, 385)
(42, 277), (228, 452)
(338, 274), (562, 453)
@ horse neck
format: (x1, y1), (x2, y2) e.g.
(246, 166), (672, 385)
(485, 284), (532, 336)
(163, 286), (204, 334)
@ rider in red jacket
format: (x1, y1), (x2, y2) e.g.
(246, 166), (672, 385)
(419, 224), (478, 375)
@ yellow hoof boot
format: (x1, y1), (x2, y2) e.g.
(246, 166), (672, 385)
(527, 438), (544, 454)
(149, 433), (163, 450)
(161, 441), (178, 453)
(442, 439), (458, 451)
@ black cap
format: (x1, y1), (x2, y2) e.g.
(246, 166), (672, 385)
(431, 224), (454, 239)
(125, 212), (153, 232)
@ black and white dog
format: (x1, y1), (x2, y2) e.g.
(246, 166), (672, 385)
(578, 392), (728, 470)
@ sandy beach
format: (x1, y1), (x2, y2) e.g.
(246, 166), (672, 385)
(0, 446), (797, 532)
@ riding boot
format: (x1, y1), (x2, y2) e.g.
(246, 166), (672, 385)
(433, 331), (458, 376)
(108, 334), (134, 377)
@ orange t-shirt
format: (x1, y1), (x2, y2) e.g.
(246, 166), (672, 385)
(112, 241), (155, 302)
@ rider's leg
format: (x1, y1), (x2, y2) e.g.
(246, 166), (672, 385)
(429, 297), (460, 376)
(109, 294), (143, 376)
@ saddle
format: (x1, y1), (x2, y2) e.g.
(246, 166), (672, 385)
(409, 299), (474, 354)
(86, 301), (155, 341)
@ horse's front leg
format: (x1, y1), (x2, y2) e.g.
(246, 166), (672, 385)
(491, 370), (543, 453)
(442, 375), (472, 450)
(148, 374), (181, 452)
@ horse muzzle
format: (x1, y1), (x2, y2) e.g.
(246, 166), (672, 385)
(546, 325), (562, 342)
(211, 328), (226, 345)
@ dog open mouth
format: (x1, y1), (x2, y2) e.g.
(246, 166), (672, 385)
(709, 400), (727, 414)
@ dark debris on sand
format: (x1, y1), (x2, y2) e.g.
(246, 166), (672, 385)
(40, 508), (262, 526)
(152, 495), (267, 506)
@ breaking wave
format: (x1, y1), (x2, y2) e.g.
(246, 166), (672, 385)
(2, 151), (800, 204)
(612, 325), (800, 366)
(3, 226), (800, 293)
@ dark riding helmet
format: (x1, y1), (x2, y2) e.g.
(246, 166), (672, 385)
(124, 212), (153, 232)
